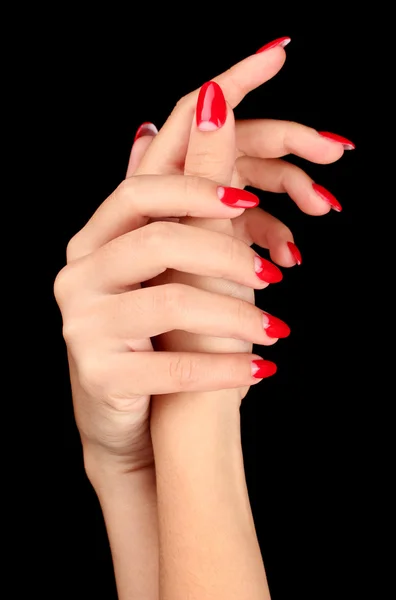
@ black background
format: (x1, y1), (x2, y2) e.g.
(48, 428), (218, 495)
(56, 15), (372, 600)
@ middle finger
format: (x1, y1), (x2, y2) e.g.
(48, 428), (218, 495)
(82, 220), (283, 292)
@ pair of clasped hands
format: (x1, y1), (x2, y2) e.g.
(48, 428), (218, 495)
(56, 38), (353, 474)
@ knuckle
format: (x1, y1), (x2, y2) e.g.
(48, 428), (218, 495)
(116, 177), (135, 202)
(222, 69), (245, 97)
(61, 317), (80, 346)
(53, 266), (68, 304)
(185, 153), (226, 179)
(225, 235), (240, 265)
(168, 355), (197, 389)
(174, 91), (192, 112)
(66, 234), (81, 263)
(234, 297), (255, 331)
(181, 175), (203, 201)
(53, 265), (74, 306)
(159, 283), (188, 315)
(140, 220), (175, 249)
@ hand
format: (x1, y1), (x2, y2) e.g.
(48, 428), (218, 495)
(55, 44), (351, 474)
(134, 48), (351, 400)
(55, 180), (280, 472)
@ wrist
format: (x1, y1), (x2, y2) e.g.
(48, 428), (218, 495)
(82, 443), (155, 495)
(151, 389), (242, 448)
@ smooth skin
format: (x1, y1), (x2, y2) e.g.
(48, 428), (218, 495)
(56, 42), (349, 599)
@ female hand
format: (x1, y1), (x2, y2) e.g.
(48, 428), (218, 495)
(55, 181), (280, 472)
(132, 42), (352, 399)
(55, 41), (352, 473)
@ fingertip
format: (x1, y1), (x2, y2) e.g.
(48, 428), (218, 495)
(287, 241), (302, 266)
(251, 359), (277, 380)
(134, 122), (158, 142)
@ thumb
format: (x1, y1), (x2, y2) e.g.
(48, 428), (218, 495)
(184, 81), (235, 185)
(126, 122), (158, 177)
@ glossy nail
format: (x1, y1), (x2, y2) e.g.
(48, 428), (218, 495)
(251, 359), (277, 379)
(254, 257), (283, 283)
(196, 81), (227, 131)
(263, 313), (290, 339)
(318, 131), (355, 150)
(256, 36), (291, 54)
(134, 122), (158, 142)
(287, 241), (302, 265)
(312, 183), (342, 212)
(217, 186), (259, 208)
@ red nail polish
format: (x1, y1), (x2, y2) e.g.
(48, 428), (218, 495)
(217, 186), (259, 208)
(256, 36), (291, 54)
(312, 183), (342, 212)
(196, 81), (227, 131)
(263, 313), (290, 339)
(318, 131), (355, 150)
(134, 122), (158, 142)
(254, 257), (283, 283)
(287, 241), (302, 265)
(251, 359), (277, 379)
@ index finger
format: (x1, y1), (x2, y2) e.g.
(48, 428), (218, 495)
(136, 41), (289, 175)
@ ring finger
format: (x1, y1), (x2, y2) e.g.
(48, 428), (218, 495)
(97, 283), (290, 345)
(236, 156), (343, 215)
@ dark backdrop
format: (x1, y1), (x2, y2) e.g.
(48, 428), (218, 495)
(57, 18), (369, 600)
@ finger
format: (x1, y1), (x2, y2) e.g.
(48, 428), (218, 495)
(136, 44), (288, 174)
(83, 221), (282, 291)
(184, 81), (235, 184)
(97, 352), (277, 396)
(67, 176), (259, 261)
(235, 119), (345, 164)
(126, 122), (158, 177)
(98, 283), (290, 345)
(236, 156), (343, 216)
(231, 207), (301, 268)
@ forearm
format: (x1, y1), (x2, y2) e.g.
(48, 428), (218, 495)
(86, 458), (159, 600)
(151, 390), (270, 600)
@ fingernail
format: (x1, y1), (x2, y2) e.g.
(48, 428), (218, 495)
(256, 36), (291, 54)
(196, 81), (227, 131)
(287, 241), (302, 265)
(263, 313), (290, 339)
(217, 186), (259, 208)
(318, 131), (355, 150)
(254, 257), (283, 283)
(251, 359), (277, 379)
(134, 122), (158, 142)
(312, 183), (342, 212)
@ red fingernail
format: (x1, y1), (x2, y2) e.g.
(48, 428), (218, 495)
(263, 313), (290, 339)
(134, 122), (158, 142)
(254, 257), (283, 283)
(217, 186), (259, 208)
(318, 131), (355, 150)
(256, 36), (291, 54)
(312, 183), (342, 212)
(287, 241), (302, 265)
(196, 81), (227, 131)
(251, 359), (277, 379)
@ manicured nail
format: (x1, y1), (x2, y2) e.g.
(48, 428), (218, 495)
(251, 359), (277, 379)
(256, 36), (291, 54)
(196, 81), (227, 131)
(134, 122), (158, 142)
(318, 131), (355, 150)
(217, 186), (259, 208)
(263, 313), (290, 339)
(312, 183), (342, 212)
(254, 257), (283, 283)
(287, 241), (302, 265)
